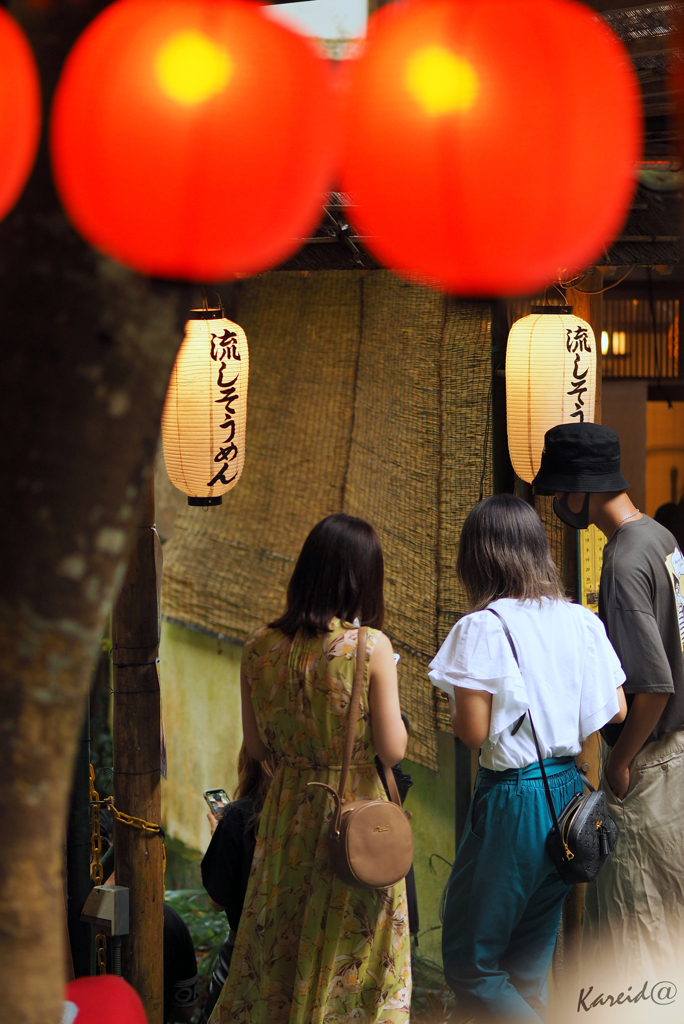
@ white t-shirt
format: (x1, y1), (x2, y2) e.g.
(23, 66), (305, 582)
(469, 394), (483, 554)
(428, 597), (625, 771)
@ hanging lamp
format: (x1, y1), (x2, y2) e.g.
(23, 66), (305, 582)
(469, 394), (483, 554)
(162, 302), (249, 505)
(49, 0), (334, 280)
(506, 306), (597, 484)
(0, 8), (40, 222)
(338, 0), (640, 295)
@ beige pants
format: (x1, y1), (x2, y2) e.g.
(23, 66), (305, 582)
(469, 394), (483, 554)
(582, 730), (684, 983)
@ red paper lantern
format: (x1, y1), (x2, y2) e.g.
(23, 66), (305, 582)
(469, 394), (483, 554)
(50, 0), (334, 280)
(339, 0), (641, 295)
(0, 9), (40, 221)
(64, 976), (147, 1024)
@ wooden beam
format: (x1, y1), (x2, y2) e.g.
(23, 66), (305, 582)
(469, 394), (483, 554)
(586, 1), (675, 14)
(642, 101), (675, 117)
(640, 78), (670, 98)
(638, 79), (674, 117)
(623, 34), (677, 59)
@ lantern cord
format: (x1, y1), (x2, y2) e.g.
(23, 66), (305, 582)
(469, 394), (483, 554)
(568, 266), (633, 295)
(548, 282), (568, 303)
(200, 287), (224, 313)
(556, 275), (583, 291)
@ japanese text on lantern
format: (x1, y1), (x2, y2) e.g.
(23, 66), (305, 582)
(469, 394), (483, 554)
(566, 325), (592, 423)
(208, 328), (241, 488)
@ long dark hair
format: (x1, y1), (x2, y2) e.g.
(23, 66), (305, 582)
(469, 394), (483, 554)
(234, 744), (274, 804)
(269, 513), (385, 637)
(457, 495), (566, 610)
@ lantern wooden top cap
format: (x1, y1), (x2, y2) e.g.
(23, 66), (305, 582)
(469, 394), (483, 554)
(187, 307), (225, 321)
(529, 305), (573, 316)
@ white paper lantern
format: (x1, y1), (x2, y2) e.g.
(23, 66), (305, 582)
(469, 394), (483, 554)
(162, 307), (249, 505)
(506, 306), (596, 484)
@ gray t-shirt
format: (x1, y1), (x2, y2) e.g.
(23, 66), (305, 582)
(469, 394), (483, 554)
(599, 515), (684, 746)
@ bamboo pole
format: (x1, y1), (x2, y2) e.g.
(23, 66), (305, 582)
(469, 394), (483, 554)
(491, 301), (515, 496)
(559, 270), (604, 991)
(112, 474), (163, 1023)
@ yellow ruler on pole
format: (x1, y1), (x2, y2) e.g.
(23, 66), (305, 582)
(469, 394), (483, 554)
(578, 524), (605, 614)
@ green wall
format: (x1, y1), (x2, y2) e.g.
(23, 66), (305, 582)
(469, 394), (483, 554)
(403, 731), (455, 964)
(159, 620), (457, 965)
(159, 621), (243, 854)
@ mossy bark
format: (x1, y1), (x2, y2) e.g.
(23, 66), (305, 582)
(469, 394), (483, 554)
(0, 3), (191, 1019)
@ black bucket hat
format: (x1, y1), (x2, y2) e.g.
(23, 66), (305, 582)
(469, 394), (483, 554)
(532, 423), (630, 493)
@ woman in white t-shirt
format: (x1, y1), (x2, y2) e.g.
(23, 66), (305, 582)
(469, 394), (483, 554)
(429, 494), (626, 1023)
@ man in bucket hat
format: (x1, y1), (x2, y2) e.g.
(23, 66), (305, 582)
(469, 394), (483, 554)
(534, 422), (684, 980)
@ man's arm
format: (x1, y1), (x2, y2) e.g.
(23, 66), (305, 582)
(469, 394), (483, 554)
(605, 692), (670, 798)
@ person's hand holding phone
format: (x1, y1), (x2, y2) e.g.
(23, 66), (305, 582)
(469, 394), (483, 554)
(204, 788), (230, 836)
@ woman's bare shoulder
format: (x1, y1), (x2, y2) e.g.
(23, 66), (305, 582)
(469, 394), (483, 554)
(368, 629), (391, 652)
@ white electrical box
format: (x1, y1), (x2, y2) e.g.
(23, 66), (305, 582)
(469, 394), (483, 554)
(81, 884), (129, 936)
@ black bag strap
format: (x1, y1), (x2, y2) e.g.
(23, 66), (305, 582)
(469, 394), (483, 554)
(486, 607), (575, 839)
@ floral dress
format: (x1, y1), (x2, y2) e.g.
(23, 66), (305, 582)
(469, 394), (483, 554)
(210, 618), (412, 1024)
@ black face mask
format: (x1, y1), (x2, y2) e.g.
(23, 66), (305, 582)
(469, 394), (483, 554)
(553, 492), (590, 531)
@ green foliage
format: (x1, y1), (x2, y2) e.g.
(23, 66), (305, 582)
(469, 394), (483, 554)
(90, 643), (113, 799)
(410, 942), (458, 1023)
(165, 836), (203, 891)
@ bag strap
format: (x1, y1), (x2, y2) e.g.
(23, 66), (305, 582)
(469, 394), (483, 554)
(486, 608), (564, 838)
(337, 625), (404, 813)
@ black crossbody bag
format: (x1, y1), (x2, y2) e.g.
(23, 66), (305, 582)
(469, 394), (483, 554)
(488, 608), (618, 884)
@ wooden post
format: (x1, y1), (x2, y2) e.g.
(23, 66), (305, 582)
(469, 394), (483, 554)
(112, 474), (163, 1023)
(66, 704), (93, 978)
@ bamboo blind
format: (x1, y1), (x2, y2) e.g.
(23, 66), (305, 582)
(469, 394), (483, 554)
(161, 270), (492, 770)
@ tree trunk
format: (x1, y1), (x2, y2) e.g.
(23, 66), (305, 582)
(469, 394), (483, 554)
(0, 4), (191, 1021)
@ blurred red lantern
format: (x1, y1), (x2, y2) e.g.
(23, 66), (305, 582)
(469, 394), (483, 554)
(65, 976), (147, 1024)
(339, 0), (641, 296)
(0, 9), (40, 221)
(50, 0), (334, 280)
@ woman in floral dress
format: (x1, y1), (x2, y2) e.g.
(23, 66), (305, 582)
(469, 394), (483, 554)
(211, 514), (412, 1024)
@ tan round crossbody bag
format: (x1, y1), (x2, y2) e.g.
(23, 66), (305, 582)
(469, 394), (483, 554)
(308, 625), (413, 889)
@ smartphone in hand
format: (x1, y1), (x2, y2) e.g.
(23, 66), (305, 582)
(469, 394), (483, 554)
(204, 789), (230, 816)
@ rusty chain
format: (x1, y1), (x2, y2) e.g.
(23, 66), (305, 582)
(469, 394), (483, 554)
(95, 933), (108, 975)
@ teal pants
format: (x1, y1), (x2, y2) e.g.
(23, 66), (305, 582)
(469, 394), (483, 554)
(442, 758), (582, 1022)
